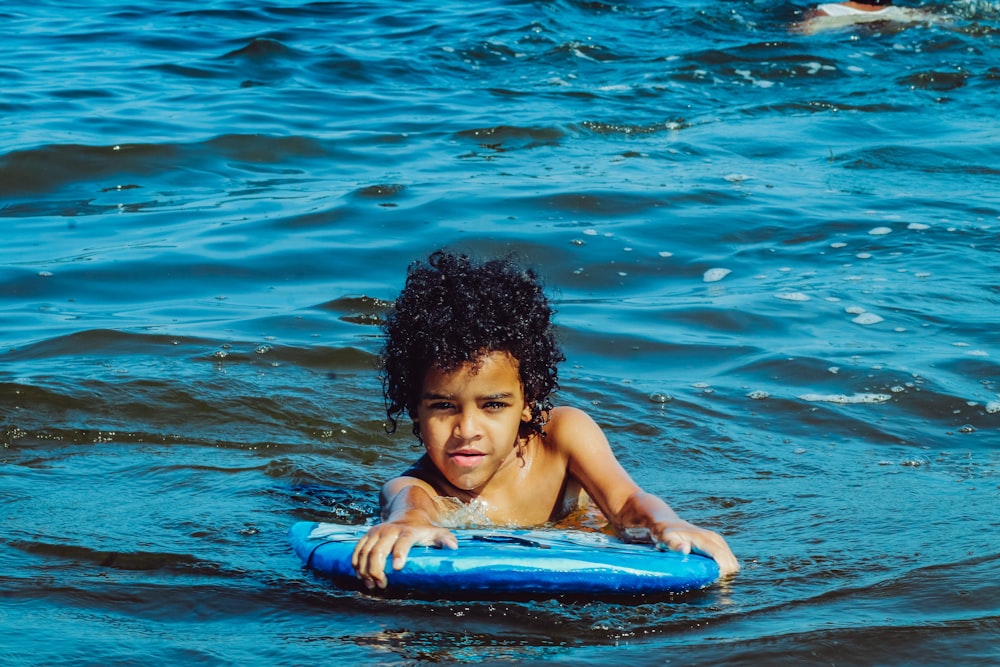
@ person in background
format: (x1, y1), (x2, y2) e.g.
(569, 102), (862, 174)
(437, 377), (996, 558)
(814, 0), (898, 17)
(795, 0), (933, 33)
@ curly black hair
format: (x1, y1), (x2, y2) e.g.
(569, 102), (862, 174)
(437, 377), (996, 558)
(381, 249), (564, 439)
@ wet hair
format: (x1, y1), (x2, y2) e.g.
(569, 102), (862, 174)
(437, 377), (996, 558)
(381, 249), (564, 439)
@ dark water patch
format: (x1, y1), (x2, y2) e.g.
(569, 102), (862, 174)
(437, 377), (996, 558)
(526, 190), (670, 217)
(0, 143), (177, 197)
(548, 39), (623, 63)
(577, 119), (690, 136)
(283, 484), (379, 523)
(350, 183), (407, 207)
(0, 135), (340, 200)
(8, 539), (236, 576)
(899, 68), (971, 91)
(761, 99), (903, 114)
(307, 47), (375, 85)
(344, 627), (572, 664)
(317, 295), (392, 326)
(0, 197), (161, 219)
(147, 62), (232, 82)
(291, 589), (737, 649)
(1, 333), (382, 447)
(658, 616), (1000, 666)
(4, 371), (361, 440)
(456, 125), (566, 152)
(654, 306), (793, 339)
(266, 455), (393, 497)
(0, 255), (384, 320)
(839, 144), (1000, 176)
(4, 329), (216, 361)
(220, 37), (297, 62)
(681, 553), (1000, 666)
(1, 423), (333, 456)
(455, 39), (526, 68)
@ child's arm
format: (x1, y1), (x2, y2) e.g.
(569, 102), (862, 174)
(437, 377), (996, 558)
(614, 490), (740, 575)
(549, 406), (740, 576)
(350, 477), (458, 589)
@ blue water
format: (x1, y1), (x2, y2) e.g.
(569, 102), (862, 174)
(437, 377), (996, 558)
(2, 0), (999, 664)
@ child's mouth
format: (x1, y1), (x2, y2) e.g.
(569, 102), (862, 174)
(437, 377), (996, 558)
(450, 451), (485, 468)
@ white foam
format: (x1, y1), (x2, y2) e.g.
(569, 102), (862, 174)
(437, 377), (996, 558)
(775, 292), (811, 301)
(799, 393), (892, 404)
(986, 401), (1000, 414)
(437, 497), (494, 528)
(747, 390), (770, 400)
(703, 268), (731, 283)
(658, 251), (674, 258)
(869, 226), (893, 235)
(853, 312), (884, 325)
(908, 223), (930, 230)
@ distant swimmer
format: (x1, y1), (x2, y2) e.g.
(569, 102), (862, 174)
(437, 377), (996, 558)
(794, 0), (934, 34)
(815, 0), (900, 17)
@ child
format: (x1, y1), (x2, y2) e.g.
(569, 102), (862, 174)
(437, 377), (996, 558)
(352, 250), (739, 589)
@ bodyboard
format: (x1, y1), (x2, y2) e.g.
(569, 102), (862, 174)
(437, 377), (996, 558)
(289, 521), (720, 599)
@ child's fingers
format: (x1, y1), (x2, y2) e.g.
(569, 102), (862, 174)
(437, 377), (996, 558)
(658, 527), (740, 577)
(390, 534), (416, 571)
(352, 529), (399, 586)
(392, 528), (458, 570)
(353, 526), (459, 589)
(656, 529), (693, 555)
(436, 530), (459, 550)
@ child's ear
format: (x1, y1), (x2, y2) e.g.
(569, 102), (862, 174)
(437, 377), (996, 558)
(521, 403), (533, 422)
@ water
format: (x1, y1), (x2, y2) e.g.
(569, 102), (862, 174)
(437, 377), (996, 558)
(2, 0), (999, 664)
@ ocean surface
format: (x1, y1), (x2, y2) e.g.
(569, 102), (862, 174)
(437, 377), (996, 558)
(2, 0), (999, 664)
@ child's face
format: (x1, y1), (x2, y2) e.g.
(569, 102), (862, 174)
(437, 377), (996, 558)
(416, 351), (532, 493)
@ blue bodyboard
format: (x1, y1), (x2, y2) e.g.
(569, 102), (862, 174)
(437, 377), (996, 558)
(289, 521), (720, 599)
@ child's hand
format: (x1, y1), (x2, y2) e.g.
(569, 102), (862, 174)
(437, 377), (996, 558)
(351, 522), (458, 589)
(653, 520), (740, 577)
(614, 492), (740, 577)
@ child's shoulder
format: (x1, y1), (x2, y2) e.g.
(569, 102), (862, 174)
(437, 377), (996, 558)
(543, 405), (607, 450)
(545, 405), (593, 429)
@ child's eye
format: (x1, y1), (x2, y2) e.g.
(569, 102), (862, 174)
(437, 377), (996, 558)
(428, 401), (454, 411)
(483, 401), (508, 411)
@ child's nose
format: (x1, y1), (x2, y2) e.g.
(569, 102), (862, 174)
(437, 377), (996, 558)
(454, 411), (482, 440)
